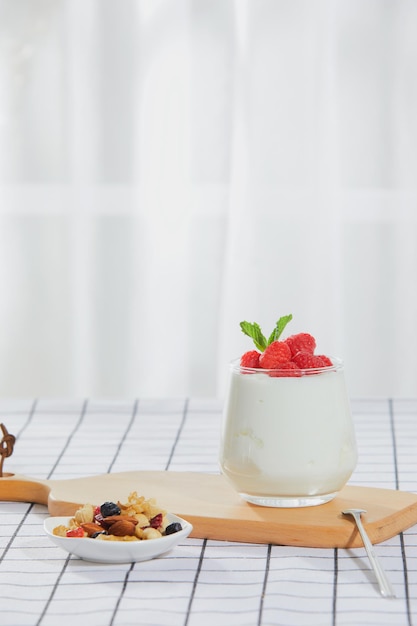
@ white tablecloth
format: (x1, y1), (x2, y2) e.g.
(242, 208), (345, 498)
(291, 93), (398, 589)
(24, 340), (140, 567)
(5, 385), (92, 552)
(0, 397), (415, 625)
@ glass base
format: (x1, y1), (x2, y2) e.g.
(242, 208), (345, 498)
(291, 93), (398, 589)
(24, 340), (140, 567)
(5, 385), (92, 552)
(239, 491), (338, 508)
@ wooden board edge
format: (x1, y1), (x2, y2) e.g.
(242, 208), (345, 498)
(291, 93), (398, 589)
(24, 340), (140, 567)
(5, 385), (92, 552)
(362, 500), (417, 546)
(0, 474), (50, 506)
(186, 514), (362, 548)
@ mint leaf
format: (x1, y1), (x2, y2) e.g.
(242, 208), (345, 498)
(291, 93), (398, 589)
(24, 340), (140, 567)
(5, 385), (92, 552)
(267, 314), (293, 345)
(240, 321), (267, 352)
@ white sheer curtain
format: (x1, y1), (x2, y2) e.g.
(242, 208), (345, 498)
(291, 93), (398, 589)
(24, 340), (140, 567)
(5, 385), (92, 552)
(0, 0), (416, 399)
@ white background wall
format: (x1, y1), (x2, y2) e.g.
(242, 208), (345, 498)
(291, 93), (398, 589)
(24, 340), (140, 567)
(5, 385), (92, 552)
(0, 0), (416, 399)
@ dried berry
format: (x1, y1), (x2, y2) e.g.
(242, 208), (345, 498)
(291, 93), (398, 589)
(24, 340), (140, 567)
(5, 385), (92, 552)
(93, 506), (104, 526)
(149, 513), (163, 529)
(100, 501), (121, 518)
(165, 522), (182, 535)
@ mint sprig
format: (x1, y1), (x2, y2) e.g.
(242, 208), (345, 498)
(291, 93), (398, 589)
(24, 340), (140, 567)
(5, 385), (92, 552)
(239, 321), (267, 352)
(267, 314), (293, 344)
(240, 314), (293, 352)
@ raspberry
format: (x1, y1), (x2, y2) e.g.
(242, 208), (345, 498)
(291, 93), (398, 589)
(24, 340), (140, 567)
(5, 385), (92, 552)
(317, 355), (333, 366)
(259, 341), (291, 369)
(292, 352), (327, 369)
(268, 361), (302, 377)
(240, 350), (260, 368)
(284, 333), (316, 357)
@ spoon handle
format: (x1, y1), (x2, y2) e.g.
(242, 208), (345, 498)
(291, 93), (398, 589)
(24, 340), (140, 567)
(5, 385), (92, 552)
(353, 514), (396, 598)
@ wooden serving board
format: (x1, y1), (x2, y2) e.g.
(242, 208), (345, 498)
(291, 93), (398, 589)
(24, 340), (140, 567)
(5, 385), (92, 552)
(1, 471), (417, 548)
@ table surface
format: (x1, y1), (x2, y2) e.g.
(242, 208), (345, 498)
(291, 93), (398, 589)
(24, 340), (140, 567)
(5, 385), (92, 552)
(0, 397), (416, 626)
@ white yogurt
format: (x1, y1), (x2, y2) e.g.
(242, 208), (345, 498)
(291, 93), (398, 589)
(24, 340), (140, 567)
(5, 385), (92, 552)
(219, 358), (357, 507)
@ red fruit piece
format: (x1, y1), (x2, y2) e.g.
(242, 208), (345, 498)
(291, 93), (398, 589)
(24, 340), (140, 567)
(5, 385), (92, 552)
(317, 355), (333, 366)
(66, 527), (84, 538)
(284, 333), (316, 357)
(149, 513), (163, 529)
(240, 350), (260, 368)
(292, 352), (327, 369)
(259, 341), (291, 369)
(94, 507), (104, 526)
(269, 362), (302, 377)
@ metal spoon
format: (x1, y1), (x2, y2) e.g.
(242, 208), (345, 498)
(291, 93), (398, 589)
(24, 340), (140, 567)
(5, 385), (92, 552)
(342, 508), (396, 598)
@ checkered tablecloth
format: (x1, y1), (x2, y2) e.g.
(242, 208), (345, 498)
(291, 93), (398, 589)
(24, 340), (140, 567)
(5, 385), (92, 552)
(0, 397), (416, 626)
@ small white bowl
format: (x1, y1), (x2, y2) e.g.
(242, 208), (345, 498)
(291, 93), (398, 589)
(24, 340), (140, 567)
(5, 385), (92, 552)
(44, 513), (193, 563)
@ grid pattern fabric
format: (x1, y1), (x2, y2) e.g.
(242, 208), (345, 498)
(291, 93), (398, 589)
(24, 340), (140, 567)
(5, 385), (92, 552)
(0, 398), (416, 626)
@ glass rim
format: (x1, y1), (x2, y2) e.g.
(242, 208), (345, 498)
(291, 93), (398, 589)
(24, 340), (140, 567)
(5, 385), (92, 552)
(230, 355), (344, 376)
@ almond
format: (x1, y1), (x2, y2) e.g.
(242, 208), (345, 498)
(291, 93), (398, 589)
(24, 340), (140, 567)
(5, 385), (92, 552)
(101, 515), (138, 529)
(108, 520), (136, 536)
(81, 522), (105, 537)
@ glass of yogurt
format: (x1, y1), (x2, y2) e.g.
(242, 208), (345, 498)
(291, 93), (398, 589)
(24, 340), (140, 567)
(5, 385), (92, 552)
(219, 357), (357, 507)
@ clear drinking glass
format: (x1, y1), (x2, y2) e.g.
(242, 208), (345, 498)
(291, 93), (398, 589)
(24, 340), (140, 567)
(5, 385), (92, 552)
(219, 357), (357, 507)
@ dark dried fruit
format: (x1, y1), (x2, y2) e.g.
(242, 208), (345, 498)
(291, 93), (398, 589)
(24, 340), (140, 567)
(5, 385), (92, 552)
(165, 522), (182, 535)
(100, 501), (121, 517)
